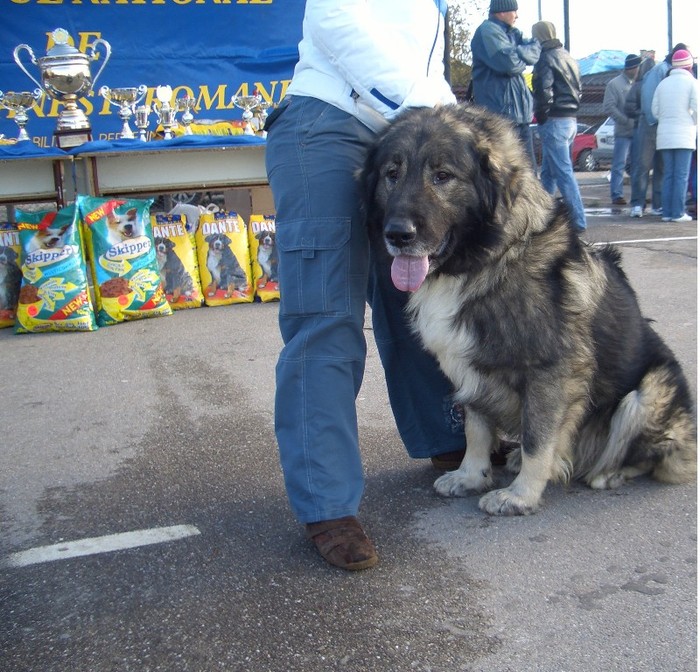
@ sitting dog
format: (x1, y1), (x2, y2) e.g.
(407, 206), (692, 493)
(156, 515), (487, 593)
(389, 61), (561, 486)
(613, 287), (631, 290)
(154, 237), (196, 303)
(0, 246), (22, 312)
(255, 230), (278, 287)
(204, 233), (248, 298)
(361, 104), (696, 516)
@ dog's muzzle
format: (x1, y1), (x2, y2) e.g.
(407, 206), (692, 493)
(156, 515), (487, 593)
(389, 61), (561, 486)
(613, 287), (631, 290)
(384, 217), (416, 250)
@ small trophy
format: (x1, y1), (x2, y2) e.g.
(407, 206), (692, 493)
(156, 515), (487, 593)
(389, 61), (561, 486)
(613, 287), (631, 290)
(232, 92), (261, 136)
(135, 104), (151, 141)
(177, 95), (197, 135)
(13, 27), (111, 148)
(153, 85), (178, 140)
(256, 98), (272, 138)
(0, 89), (42, 141)
(100, 85), (147, 139)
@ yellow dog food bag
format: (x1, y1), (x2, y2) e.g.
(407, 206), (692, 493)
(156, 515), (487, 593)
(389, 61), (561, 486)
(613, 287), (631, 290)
(77, 195), (172, 327)
(195, 210), (253, 306)
(14, 205), (97, 333)
(248, 214), (279, 303)
(0, 226), (22, 329)
(151, 213), (203, 310)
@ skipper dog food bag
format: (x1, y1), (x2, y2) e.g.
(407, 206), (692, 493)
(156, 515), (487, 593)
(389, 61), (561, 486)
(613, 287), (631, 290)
(151, 213), (203, 310)
(14, 206), (97, 333)
(77, 195), (172, 327)
(195, 210), (253, 306)
(247, 214), (279, 303)
(0, 226), (23, 329)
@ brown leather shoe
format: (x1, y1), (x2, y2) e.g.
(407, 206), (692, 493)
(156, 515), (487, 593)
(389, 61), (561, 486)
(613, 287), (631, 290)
(431, 440), (521, 471)
(305, 516), (378, 571)
(612, 197), (627, 205)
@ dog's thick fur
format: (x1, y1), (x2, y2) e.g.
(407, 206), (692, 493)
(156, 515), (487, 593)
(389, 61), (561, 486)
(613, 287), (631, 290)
(361, 104), (696, 516)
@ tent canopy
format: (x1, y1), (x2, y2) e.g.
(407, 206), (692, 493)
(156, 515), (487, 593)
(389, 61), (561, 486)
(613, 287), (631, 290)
(577, 50), (630, 76)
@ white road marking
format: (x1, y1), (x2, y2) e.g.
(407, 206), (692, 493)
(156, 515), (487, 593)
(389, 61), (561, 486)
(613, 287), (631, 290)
(2, 524), (201, 568)
(590, 236), (697, 246)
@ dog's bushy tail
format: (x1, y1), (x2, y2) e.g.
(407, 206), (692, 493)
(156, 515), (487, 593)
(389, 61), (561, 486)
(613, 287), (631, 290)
(585, 366), (696, 487)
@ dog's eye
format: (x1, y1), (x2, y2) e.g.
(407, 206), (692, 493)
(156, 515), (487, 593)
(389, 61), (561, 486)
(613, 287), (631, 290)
(385, 167), (399, 183)
(433, 171), (452, 185)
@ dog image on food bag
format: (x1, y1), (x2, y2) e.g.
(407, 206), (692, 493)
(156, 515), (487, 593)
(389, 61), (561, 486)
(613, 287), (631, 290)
(248, 214), (279, 303)
(152, 212), (203, 310)
(105, 207), (144, 246)
(361, 104), (696, 516)
(0, 232), (23, 327)
(195, 210), (253, 306)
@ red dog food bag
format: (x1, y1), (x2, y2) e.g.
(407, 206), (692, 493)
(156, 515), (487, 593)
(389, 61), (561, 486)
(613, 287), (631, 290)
(14, 205), (97, 333)
(195, 210), (253, 306)
(151, 213), (203, 310)
(77, 195), (172, 327)
(248, 214), (279, 303)
(0, 226), (22, 329)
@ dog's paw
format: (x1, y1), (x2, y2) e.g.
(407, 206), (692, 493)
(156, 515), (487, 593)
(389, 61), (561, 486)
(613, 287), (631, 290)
(478, 487), (539, 516)
(434, 469), (492, 498)
(588, 471), (626, 489)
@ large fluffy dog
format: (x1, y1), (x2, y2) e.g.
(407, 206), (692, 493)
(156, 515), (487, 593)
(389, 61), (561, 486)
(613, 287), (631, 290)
(361, 104), (696, 516)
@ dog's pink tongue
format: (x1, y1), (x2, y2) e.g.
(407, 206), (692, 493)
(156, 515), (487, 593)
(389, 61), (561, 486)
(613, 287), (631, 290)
(391, 255), (429, 292)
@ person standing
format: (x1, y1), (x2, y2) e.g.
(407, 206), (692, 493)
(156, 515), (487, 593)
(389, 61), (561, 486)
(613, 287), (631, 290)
(603, 54), (641, 205)
(263, 0), (465, 571)
(470, 0), (541, 169)
(651, 49), (698, 222)
(629, 43), (689, 218)
(531, 20), (587, 232)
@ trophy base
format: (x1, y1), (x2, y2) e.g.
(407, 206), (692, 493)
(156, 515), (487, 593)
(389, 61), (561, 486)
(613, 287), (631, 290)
(54, 127), (92, 149)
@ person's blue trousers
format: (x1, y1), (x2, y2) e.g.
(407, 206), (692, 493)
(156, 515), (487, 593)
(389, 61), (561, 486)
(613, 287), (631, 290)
(265, 96), (464, 524)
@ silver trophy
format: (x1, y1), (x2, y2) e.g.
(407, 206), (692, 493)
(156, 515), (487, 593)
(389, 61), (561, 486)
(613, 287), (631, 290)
(176, 95), (197, 135)
(232, 92), (261, 136)
(256, 98), (272, 138)
(153, 85), (178, 140)
(134, 104), (151, 141)
(13, 27), (111, 147)
(0, 89), (42, 141)
(99, 85), (147, 139)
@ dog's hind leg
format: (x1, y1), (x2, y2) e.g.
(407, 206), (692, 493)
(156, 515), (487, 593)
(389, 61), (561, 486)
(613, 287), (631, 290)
(434, 410), (496, 497)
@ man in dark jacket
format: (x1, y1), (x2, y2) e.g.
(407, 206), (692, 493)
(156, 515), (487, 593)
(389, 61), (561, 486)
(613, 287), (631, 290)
(470, 0), (541, 169)
(531, 20), (587, 232)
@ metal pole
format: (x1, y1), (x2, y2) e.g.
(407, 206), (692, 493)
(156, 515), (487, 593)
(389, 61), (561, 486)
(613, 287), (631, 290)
(667, 0), (673, 54)
(563, 0), (570, 52)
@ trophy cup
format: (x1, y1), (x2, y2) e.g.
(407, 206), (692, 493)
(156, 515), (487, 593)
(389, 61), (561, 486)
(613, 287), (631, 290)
(135, 104), (151, 141)
(256, 98), (272, 138)
(232, 92), (261, 136)
(0, 89), (42, 142)
(13, 27), (111, 148)
(177, 95), (197, 135)
(153, 85), (178, 140)
(100, 85), (147, 139)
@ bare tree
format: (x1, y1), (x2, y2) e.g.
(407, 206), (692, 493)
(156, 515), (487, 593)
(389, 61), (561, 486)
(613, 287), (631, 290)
(448, 0), (489, 87)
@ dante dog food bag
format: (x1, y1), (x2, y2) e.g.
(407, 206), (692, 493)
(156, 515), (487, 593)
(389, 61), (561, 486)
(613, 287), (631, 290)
(77, 195), (172, 327)
(0, 226), (23, 329)
(14, 206), (97, 333)
(195, 210), (253, 306)
(248, 214), (279, 303)
(151, 213), (203, 310)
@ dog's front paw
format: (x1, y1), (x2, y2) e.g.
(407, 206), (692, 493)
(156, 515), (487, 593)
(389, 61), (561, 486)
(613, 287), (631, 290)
(434, 468), (492, 498)
(478, 488), (539, 516)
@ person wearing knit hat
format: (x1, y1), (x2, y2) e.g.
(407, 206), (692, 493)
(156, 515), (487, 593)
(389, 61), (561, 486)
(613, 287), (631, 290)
(651, 48), (698, 221)
(470, 1), (541, 169)
(602, 54), (642, 205)
(531, 20), (587, 232)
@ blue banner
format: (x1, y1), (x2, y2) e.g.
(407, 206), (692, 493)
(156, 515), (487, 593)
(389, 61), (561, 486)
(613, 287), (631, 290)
(1, 0), (304, 147)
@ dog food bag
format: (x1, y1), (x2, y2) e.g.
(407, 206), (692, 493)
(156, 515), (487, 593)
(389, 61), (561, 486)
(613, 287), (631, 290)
(0, 226), (23, 329)
(248, 214), (279, 303)
(14, 206), (97, 333)
(195, 210), (253, 306)
(76, 195), (172, 327)
(151, 213), (203, 310)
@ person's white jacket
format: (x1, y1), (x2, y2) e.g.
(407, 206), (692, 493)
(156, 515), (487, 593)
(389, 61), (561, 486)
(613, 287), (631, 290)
(288, 0), (456, 132)
(651, 68), (698, 150)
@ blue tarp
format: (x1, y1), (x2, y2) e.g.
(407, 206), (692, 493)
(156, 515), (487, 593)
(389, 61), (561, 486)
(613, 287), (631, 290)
(577, 50), (630, 76)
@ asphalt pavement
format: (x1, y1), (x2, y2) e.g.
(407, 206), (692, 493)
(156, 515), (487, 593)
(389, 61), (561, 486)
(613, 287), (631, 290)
(0, 173), (697, 672)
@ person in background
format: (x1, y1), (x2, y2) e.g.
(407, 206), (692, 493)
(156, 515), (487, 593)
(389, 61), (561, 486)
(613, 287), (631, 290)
(625, 57), (657, 217)
(651, 48), (698, 222)
(531, 20), (587, 233)
(470, 0), (541, 169)
(603, 54), (641, 205)
(263, 0), (465, 571)
(630, 43), (689, 218)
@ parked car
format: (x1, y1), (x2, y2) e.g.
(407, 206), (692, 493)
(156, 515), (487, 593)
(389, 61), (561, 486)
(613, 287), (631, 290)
(592, 116), (615, 165)
(531, 121), (601, 172)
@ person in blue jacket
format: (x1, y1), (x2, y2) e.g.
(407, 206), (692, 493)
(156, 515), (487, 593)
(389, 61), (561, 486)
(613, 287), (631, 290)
(470, 0), (541, 169)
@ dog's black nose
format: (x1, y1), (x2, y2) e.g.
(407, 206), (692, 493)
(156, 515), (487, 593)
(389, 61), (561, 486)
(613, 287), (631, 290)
(384, 217), (416, 248)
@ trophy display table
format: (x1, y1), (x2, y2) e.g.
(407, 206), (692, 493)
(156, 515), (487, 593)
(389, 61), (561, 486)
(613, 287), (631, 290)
(0, 144), (72, 209)
(70, 135), (268, 198)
